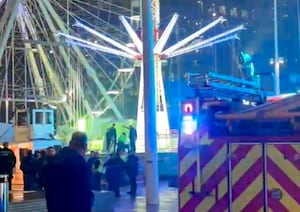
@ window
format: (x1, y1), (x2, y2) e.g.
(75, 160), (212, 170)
(35, 112), (43, 124)
(219, 6), (226, 15)
(17, 112), (28, 126)
(230, 8), (238, 17)
(241, 10), (248, 19)
(45, 112), (52, 124)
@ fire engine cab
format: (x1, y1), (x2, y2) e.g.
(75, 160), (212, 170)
(178, 72), (300, 212)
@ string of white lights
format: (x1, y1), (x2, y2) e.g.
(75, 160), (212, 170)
(119, 16), (143, 54)
(56, 32), (135, 59)
(154, 13), (179, 54)
(161, 16), (226, 56)
(167, 25), (244, 58)
(168, 34), (239, 58)
(73, 21), (140, 57)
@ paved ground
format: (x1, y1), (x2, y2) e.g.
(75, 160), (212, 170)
(9, 181), (178, 212)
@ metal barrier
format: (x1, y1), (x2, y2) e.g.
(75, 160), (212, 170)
(0, 175), (8, 212)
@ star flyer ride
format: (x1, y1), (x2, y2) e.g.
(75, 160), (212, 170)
(178, 72), (300, 212)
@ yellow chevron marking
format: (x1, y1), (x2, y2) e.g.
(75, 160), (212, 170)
(201, 144), (229, 184)
(265, 208), (273, 212)
(267, 174), (300, 211)
(194, 195), (215, 212)
(231, 145), (261, 185)
(180, 148), (197, 177)
(195, 147), (201, 193)
(232, 174), (263, 212)
(267, 145), (300, 187)
(218, 145), (261, 199)
(291, 144), (300, 155)
(218, 176), (227, 203)
(179, 183), (193, 209)
(199, 132), (213, 145)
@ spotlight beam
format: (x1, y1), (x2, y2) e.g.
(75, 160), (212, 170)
(119, 16), (143, 54)
(161, 16), (226, 56)
(56, 32), (135, 59)
(168, 25), (244, 58)
(154, 13), (179, 54)
(73, 21), (140, 57)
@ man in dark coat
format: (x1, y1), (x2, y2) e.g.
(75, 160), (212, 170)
(38, 147), (56, 190)
(0, 142), (16, 190)
(105, 128), (112, 153)
(109, 123), (117, 152)
(44, 132), (93, 212)
(20, 150), (38, 191)
(104, 151), (125, 197)
(125, 153), (139, 195)
(87, 151), (102, 191)
(129, 125), (137, 153)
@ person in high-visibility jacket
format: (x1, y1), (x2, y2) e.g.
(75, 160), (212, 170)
(117, 132), (129, 152)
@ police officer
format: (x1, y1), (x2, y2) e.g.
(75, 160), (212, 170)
(129, 125), (137, 153)
(125, 152), (139, 195)
(109, 123), (117, 152)
(0, 142), (16, 190)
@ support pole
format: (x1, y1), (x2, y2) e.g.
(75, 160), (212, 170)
(141, 0), (159, 206)
(274, 0), (280, 95)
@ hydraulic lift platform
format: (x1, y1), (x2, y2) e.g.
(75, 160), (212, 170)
(186, 72), (272, 104)
(186, 72), (300, 137)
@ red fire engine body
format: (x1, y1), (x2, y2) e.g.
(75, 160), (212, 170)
(178, 73), (300, 212)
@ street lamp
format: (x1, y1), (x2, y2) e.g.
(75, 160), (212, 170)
(269, 57), (284, 95)
(273, 0), (280, 95)
(269, 57), (284, 65)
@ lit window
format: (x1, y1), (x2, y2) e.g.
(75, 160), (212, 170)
(219, 6), (226, 15)
(230, 8), (238, 17)
(241, 10), (248, 19)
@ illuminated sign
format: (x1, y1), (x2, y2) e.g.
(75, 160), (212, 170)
(179, 99), (199, 147)
(183, 103), (193, 113)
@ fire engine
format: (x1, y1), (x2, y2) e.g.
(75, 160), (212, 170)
(178, 72), (300, 212)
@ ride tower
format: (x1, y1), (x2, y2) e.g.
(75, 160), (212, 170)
(58, 0), (244, 152)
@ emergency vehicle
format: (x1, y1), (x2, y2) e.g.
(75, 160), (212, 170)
(178, 72), (300, 212)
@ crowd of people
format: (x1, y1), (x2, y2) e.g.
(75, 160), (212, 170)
(0, 129), (139, 212)
(20, 146), (58, 191)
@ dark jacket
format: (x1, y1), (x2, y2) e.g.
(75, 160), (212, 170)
(44, 147), (93, 212)
(109, 127), (117, 140)
(129, 128), (137, 141)
(20, 156), (37, 176)
(38, 156), (55, 188)
(104, 155), (125, 182)
(125, 154), (139, 177)
(0, 147), (16, 176)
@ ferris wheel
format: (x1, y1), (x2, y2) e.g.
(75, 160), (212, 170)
(0, 0), (138, 131)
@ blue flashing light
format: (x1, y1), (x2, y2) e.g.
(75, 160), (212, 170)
(181, 115), (197, 135)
